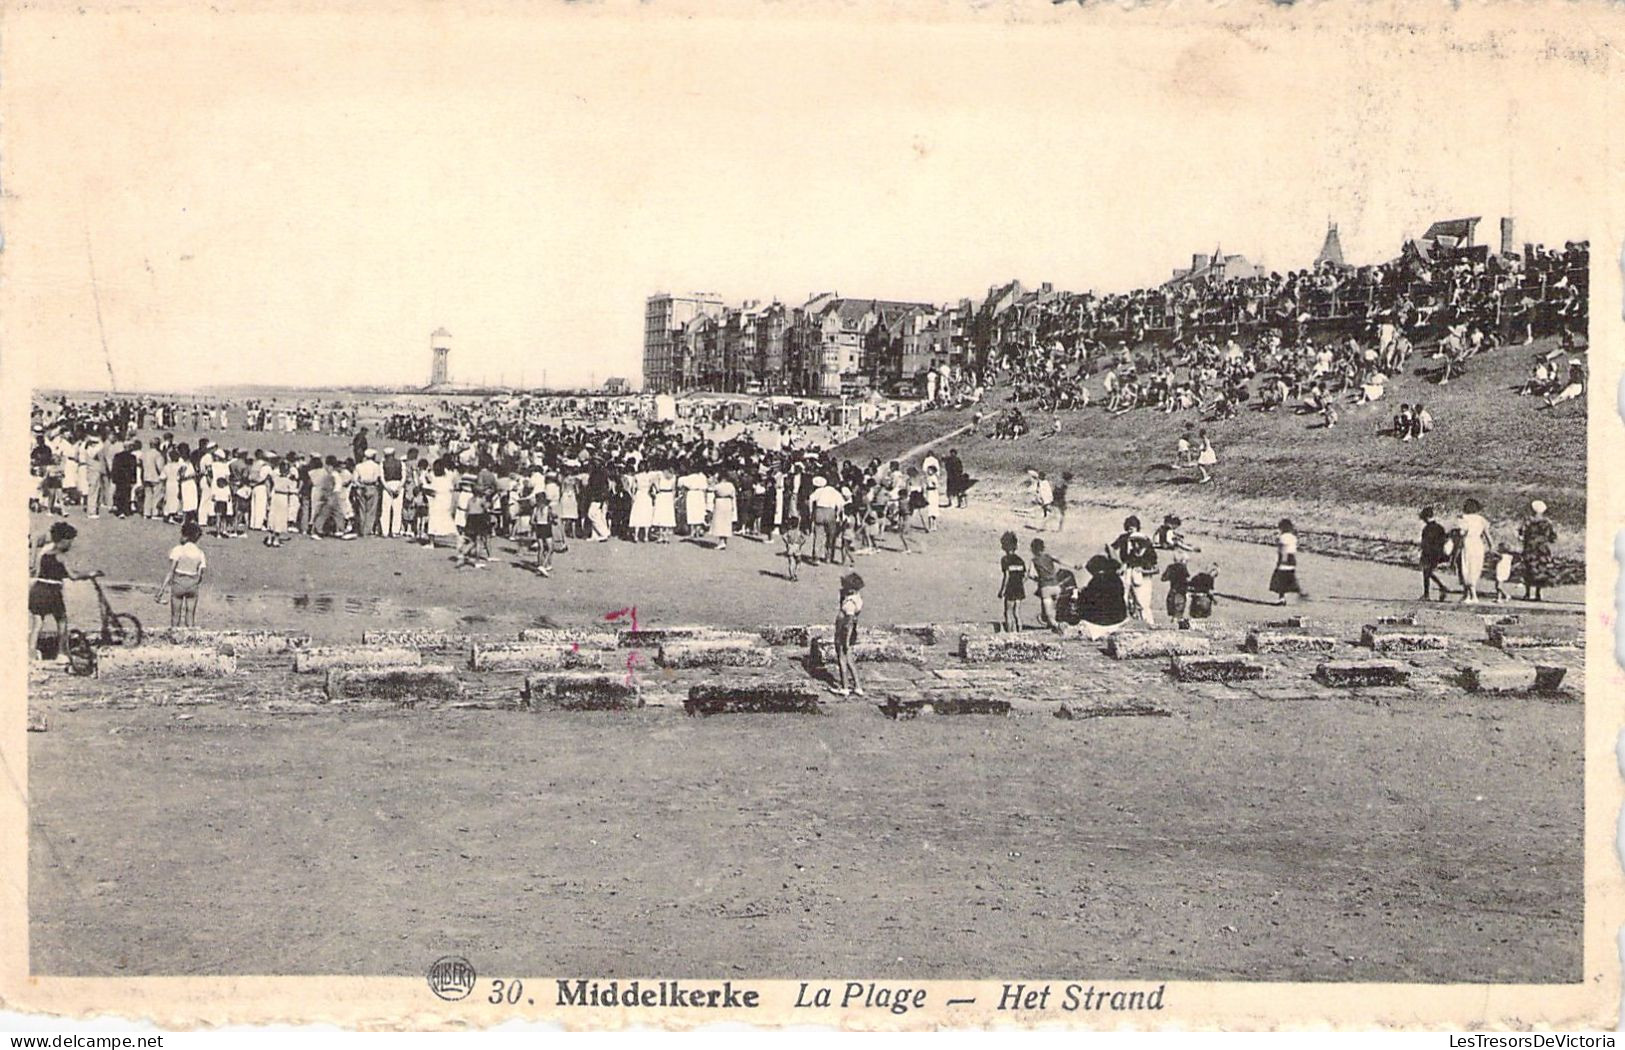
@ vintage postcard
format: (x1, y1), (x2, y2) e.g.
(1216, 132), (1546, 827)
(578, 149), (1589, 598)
(1, 0), (1620, 1032)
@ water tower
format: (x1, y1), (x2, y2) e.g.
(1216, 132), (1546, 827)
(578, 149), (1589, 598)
(429, 328), (452, 387)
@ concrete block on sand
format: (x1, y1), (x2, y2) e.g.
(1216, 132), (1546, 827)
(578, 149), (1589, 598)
(1266, 616), (1312, 630)
(152, 628), (309, 654)
(881, 697), (1010, 719)
(1106, 632), (1212, 660)
(96, 645), (238, 678)
(657, 640), (775, 669)
(891, 622), (992, 645)
(1171, 654), (1267, 682)
(326, 665), (463, 702)
(808, 636), (925, 666)
(516, 627), (619, 649)
(1534, 665), (1570, 693)
(1315, 660), (1412, 687)
(685, 681), (822, 716)
(1459, 662), (1539, 694)
(361, 629), (465, 650)
(1245, 630), (1335, 654)
(759, 625), (822, 647)
(619, 626), (755, 648)
(524, 673), (642, 710)
(469, 641), (610, 672)
(1486, 623), (1582, 650)
(1374, 613), (1419, 627)
(294, 646), (422, 673)
(1361, 625), (1449, 652)
(958, 634), (1066, 662)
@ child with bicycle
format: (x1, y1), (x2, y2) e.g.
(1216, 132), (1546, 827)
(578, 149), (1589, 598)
(29, 522), (102, 664)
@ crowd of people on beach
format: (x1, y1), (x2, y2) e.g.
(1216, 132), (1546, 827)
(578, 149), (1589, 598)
(32, 394), (363, 438)
(26, 376), (1575, 672)
(982, 241), (1588, 430)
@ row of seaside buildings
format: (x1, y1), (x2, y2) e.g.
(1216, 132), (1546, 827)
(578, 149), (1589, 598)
(642, 217), (1526, 396)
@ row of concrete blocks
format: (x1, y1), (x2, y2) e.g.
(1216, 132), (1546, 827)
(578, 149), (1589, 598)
(325, 668), (824, 716)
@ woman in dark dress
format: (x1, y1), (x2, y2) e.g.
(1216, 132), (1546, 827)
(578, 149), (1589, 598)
(1519, 499), (1558, 602)
(1076, 554), (1129, 639)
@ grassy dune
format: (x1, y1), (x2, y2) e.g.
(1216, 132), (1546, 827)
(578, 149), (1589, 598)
(838, 337), (1586, 577)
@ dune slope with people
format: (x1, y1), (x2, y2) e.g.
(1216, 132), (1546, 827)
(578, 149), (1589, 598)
(835, 333), (1584, 580)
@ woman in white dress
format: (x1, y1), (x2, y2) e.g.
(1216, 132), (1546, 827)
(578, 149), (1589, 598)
(249, 455), (272, 532)
(178, 451), (200, 523)
(1456, 497), (1496, 604)
(679, 466), (709, 537)
(709, 475), (737, 550)
(162, 450), (181, 520)
(62, 436), (82, 504)
(652, 467), (677, 543)
(627, 468), (654, 542)
(426, 462), (457, 546)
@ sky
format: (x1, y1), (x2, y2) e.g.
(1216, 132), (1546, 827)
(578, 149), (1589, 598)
(7, 3), (1618, 393)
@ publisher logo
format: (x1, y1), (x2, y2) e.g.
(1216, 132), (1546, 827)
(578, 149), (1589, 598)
(427, 956), (477, 1002)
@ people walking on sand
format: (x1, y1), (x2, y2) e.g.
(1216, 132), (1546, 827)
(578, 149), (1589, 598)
(998, 530), (1028, 633)
(158, 521), (207, 628)
(830, 572), (866, 698)
(1456, 498), (1495, 604)
(1269, 518), (1306, 605)
(1419, 506), (1451, 600)
(1519, 499), (1557, 602)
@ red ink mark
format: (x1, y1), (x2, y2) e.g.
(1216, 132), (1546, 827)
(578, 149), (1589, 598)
(605, 606), (641, 685)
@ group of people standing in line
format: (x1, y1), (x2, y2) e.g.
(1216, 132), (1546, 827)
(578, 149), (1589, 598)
(1419, 498), (1560, 603)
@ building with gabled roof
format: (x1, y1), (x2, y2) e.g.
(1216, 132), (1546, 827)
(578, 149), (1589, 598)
(1166, 246), (1264, 286)
(1419, 217), (1480, 252)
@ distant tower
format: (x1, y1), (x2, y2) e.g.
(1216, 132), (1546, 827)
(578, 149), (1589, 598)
(429, 327), (452, 387)
(1500, 217), (1517, 257)
(1315, 222), (1345, 267)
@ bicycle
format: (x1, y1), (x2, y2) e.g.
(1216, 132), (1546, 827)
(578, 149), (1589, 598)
(64, 575), (143, 676)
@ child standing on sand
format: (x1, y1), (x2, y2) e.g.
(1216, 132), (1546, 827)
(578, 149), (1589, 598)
(1493, 544), (1515, 603)
(782, 515), (807, 581)
(531, 485), (556, 578)
(1161, 550), (1191, 620)
(998, 530), (1027, 633)
(831, 572), (865, 698)
(158, 521), (207, 628)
